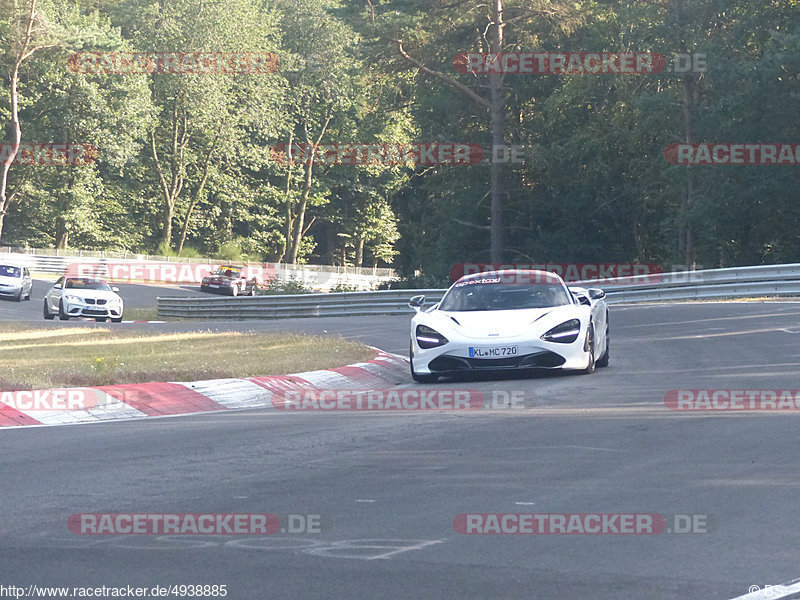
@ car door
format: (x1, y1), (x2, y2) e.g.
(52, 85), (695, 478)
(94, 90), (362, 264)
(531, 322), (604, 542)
(590, 297), (607, 351)
(23, 267), (31, 295)
(48, 276), (64, 310)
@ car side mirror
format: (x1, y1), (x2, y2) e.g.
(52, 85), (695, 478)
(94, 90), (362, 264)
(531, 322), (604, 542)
(111, 287), (120, 293)
(409, 295), (425, 312)
(588, 288), (605, 300)
(53, 283), (62, 289)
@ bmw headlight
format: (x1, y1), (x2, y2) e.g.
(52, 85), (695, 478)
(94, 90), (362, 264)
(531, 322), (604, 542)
(541, 319), (581, 344)
(63, 294), (81, 303)
(416, 324), (449, 349)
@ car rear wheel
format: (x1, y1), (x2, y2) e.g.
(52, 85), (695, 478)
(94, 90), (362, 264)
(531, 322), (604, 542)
(43, 299), (55, 320)
(58, 300), (70, 321)
(596, 319), (610, 368)
(248, 283), (257, 296)
(580, 324), (596, 374)
(410, 343), (439, 383)
(230, 285), (239, 297)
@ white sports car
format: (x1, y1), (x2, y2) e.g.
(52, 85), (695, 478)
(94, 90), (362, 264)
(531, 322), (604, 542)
(43, 276), (124, 322)
(408, 270), (609, 382)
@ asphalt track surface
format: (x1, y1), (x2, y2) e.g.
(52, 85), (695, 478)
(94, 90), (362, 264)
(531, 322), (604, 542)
(2, 290), (800, 599)
(0, 279), (201, 320)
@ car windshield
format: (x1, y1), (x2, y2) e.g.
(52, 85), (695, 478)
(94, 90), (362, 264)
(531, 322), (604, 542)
(213, 268), (241, 277)
(64, 278), (112, 291)
(0, 265), (21, 278)
(439, 282), (572, 311)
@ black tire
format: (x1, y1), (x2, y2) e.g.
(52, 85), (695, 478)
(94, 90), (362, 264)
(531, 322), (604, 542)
(95, 317), (107, 322)
(248, 283), (257, 296)
(43, 299), (55, 320)
(58, 299), (70, 321)
(111, 316), (123, 323)
(596, 319), (610, 368)
(410, 342), (439, 383)
(25, 288), (31, 300)
(581, 324), (596, 374)
(14, 288), (22, 302)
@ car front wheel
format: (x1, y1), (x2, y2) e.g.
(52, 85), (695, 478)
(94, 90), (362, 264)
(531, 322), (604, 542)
(58, 300), (70, 321)
(43, 299), (55, 320)
(410, 343), (439, 383)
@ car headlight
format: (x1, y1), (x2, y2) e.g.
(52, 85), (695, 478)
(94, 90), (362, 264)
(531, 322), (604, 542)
(416, 324), (449, 349)
(541, 319), (581, 344)
(63, 294), (81, 303)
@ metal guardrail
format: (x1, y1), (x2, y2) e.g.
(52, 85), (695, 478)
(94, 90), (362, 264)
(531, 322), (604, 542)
(0, 249), (395, 290)
(0, 246), (396, 277)
(156, 264), (800, 320)
(157, 289), (446, 319)
(575, 263), (800, 303)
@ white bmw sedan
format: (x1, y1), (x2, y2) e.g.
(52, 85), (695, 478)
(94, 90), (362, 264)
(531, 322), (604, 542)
(408, 270), (609, 383)
(43, 276), (124, 322)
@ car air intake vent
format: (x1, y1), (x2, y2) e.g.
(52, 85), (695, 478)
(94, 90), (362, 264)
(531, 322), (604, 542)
(85, 298), (96, 304)
(97, 299), (107, 305)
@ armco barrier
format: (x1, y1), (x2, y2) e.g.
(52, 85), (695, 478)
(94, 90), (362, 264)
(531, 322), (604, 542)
(157, 289), (446, 319)
(156, 264), (800, 320)
(0, 248), (394, 291)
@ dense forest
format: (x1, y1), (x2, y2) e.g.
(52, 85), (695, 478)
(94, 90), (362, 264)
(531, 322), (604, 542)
(1, 0), (798, 280)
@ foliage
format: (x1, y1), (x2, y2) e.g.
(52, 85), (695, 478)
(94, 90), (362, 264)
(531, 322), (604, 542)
(1, 0), (799, 272)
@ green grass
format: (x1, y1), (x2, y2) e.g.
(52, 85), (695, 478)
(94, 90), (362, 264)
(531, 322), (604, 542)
(0, 325), (375, 390)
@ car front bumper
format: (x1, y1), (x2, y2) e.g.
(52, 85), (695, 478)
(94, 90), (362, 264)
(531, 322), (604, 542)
(63, 300), (123, 318)
(0, 284), (24, 297)
(411, 336), (591, 376)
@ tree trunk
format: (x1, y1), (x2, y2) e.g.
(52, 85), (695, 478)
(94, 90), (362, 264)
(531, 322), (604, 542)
(488, 0), (506, 263)
(288, 157), (313, 264)
(150, 105), (189, 251)
(277, 130), (295, 263)
(354, 235), (364, 267)
(177, 138), (217, 255)
(0, 0), (37, 244)
(678, 68), (696, 266)
(673, 0), (697, 269)
(287, 114), (331, 264)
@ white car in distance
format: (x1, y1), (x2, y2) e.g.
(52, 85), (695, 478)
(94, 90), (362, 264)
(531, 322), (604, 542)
(0, 263), (32, 301)
(43, 276), (124, 322)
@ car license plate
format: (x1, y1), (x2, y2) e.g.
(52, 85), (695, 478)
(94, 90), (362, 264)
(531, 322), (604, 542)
(469, 346), (519, 358)
(209, 284), (219, 288)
